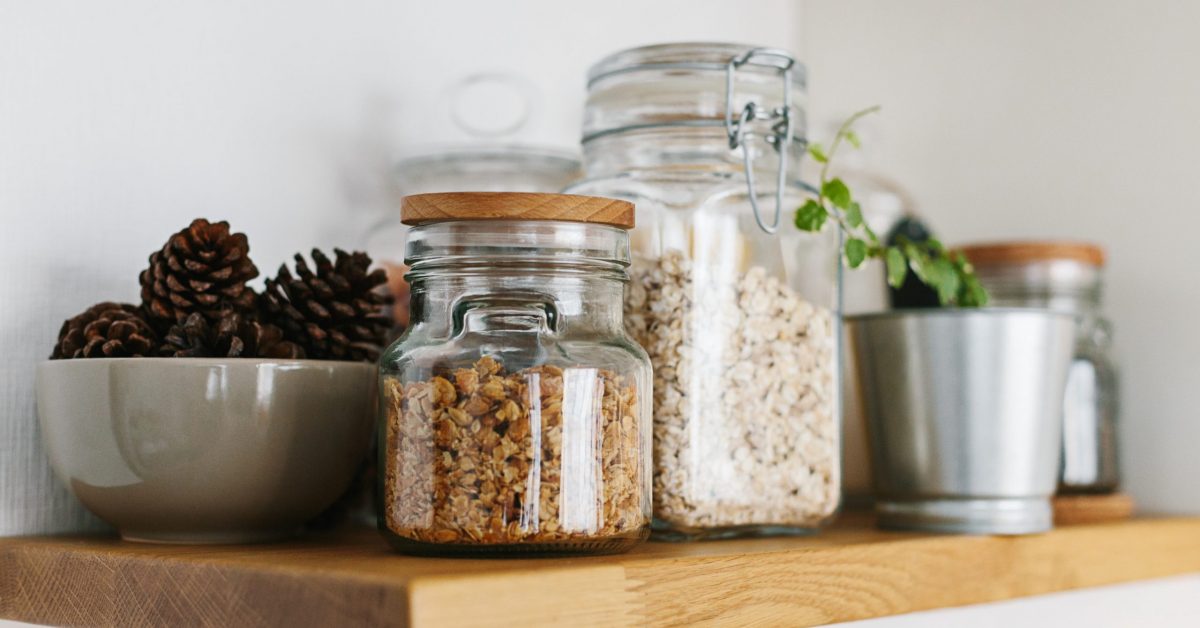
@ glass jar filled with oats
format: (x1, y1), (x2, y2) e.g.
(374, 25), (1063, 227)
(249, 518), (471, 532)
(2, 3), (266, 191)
(378, 192), (652, 556)
(567, 43), (842, 540)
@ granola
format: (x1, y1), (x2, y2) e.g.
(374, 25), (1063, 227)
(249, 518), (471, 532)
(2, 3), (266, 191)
(626, 250), (840, 531)
(382, 356), (647, 545)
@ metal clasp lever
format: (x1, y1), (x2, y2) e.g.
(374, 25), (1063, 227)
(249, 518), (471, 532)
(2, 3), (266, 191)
(724, 48), (797, 235)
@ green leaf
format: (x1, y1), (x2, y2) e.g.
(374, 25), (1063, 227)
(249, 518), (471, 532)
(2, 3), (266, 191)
(904, 243), (930, 283)
(794, 199), (828, 232)
(885, 247), (908, 288)
(845, 238), (868, 268)
(930, 258), (961, 305)
(846, 202), (864, 228)
(844, 130), (861, 149)
(961, 274), (989, 307)
(808, 142), (828, 164)
(926, 238), (945, 253)
(822, 178), (852, 209)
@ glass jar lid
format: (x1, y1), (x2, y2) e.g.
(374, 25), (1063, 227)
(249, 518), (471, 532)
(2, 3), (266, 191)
(959, 241), (1106, 309)
(582, 42), (806, 234)
(401, 193), (634, 269)
(401, 192), (633, 228)
(584, 42), (806, 143)
(394, 145), (582, 194)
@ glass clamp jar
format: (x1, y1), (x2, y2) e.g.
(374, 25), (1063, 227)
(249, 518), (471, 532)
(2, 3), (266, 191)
(568, 43), (842, 539)
(378, 192), (652, 556)
(961, 241), (1120, 494)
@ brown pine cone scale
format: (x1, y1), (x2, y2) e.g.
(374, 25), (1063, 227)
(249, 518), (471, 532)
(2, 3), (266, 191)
(261, 248), (391, 362)
(140, 218), (259, 330)
(160, 312), (304, 359)
(51, 302), (158, 359)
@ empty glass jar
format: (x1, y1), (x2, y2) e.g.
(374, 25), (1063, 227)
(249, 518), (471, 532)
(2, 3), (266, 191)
(962, 242), (1120, 493)
(567, 43), (842, 539)
(378, 192), (651, 556)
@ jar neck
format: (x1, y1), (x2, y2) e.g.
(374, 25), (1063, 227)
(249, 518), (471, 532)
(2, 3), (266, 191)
(581, 127), (804, 180)
(408, 271), (627, 337)
(987, 288), (1102, 316)
(975, 260), (1104, 316)
(404, 220), (631, 338)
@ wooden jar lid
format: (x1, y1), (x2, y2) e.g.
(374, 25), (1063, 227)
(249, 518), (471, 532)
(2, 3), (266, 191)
(1053, 493), (1135, 526)
(959, 241), (1106, 268)
(401, 192), (635, 229)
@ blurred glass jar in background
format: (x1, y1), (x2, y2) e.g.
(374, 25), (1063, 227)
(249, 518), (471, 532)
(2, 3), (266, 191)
(363, 72), (582, 333)
(367, 146), (581, 331)
(960, 242), (1120, 494)
(819, 124), (917, 503)
(568, 43), (842, 539)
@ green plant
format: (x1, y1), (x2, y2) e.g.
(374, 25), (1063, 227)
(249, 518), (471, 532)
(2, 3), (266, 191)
(795, 107), (988, 307)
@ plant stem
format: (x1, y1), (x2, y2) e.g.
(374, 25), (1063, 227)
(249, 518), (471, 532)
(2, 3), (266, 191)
(818, 105), (881, 188)
(816, 106), (885, 252)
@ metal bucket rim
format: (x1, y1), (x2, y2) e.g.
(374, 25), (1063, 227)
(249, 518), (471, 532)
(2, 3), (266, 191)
(844, 307), (1076, 323)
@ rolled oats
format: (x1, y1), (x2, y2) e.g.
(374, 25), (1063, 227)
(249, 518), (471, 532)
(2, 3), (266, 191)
(383, 356), (648, 546)
(626, 250), (840, 532)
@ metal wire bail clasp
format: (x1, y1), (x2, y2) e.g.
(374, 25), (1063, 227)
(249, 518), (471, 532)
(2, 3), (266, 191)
(724, 48), (797, 235)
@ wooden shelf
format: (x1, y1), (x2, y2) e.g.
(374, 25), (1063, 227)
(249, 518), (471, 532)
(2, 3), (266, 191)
(3, 515), (1200, 627)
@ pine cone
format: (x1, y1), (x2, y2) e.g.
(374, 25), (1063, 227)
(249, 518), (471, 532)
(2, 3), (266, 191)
(261, 249), (391, 362)
(51, 302), (158, 359)
(160, 312), (304, 359)
(139, 218), (259, 330)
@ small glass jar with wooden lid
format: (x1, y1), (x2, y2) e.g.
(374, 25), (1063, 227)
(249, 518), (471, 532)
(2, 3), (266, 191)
(378, 192), (652, 556)
(960, 241), (1120, 494)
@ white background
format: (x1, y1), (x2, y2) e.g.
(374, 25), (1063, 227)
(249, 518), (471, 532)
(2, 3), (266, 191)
(802, 0), (1200, 517)
(1, 0), (1197, 625)
(0, 0), (796, 536)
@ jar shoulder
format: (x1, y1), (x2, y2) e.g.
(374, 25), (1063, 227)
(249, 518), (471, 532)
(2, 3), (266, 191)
(381, 328), (650, 379)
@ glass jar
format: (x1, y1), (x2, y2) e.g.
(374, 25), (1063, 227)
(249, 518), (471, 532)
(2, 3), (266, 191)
(367, 145), (582, 331)
(567, 43), (842, 539)
(961, 242), (1120, 493)
(378, 192), (652, 556)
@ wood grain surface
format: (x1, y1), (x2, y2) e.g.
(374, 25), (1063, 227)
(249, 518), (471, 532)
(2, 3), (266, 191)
(958, 241), (1106, 267)
(3, 516), (1199, 627)
(401, 192), (635, 228)
(1054, 493), (1136, 526)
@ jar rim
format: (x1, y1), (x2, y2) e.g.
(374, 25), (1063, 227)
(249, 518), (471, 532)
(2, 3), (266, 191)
(404, 219), (632, 275)
(959, 240), (1106, 268)
(394, 143), (581, 173)
(401, 192), (635, 229)
(586, 41), (808, 87)
(581, 42), (807, 151)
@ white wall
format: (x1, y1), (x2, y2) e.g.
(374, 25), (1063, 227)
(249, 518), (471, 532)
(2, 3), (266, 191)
(1, 1), (1194, 624)
(0, 0), (798, 534)
(3, 0), (1195, 527)
(803, 0), (1200, 514)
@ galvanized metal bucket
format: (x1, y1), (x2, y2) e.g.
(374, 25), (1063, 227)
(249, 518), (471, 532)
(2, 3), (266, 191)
(846, 308), (1076, 534)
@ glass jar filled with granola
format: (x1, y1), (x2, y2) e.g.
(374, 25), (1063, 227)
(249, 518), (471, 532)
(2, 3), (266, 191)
(378, 192), (651, 556)
(567, 43), (841, 539)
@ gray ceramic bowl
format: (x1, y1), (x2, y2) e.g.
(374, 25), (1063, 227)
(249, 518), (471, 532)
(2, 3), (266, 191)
(36, 358), (375, 544)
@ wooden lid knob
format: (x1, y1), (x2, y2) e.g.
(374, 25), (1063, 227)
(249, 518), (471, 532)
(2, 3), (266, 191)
(401, 192), (635, 229)
(959, 241), (1106, 268)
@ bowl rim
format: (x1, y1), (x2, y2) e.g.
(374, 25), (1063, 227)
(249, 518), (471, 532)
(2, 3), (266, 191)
(845, 306), (1077, 323)
(38, 357), (378, 369)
